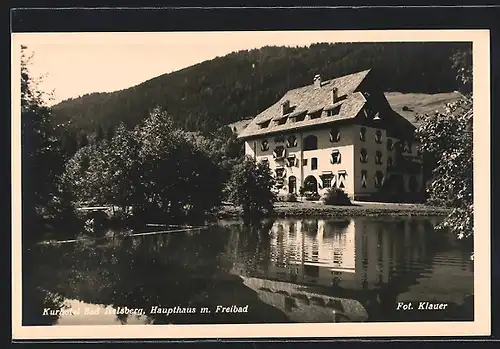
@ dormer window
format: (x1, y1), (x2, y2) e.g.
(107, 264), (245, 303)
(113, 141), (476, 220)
(375, 151), (383, 165)
(310, 112), (321, 120)
(308, 107), (323, 120)
(360, 127), (366, 141)
(375, 130), (382, 144)
(326, 106), (341, 117)
(273, 145), (286, 159)
(258, 120), (271, 129)
(330, 150), (341, 164)
(260, 139), (269, 152)
(286, 135), (298, 148)
(295, 113), (306, 122)
(329, 128), (340, 143)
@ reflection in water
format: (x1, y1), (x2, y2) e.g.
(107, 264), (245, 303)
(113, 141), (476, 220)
(23, 216), (473, 325)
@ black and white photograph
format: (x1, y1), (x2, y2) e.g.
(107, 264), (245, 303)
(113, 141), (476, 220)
(11, 28), (491, 339)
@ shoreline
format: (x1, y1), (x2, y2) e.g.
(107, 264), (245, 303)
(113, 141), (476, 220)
(216, 201), (451, 219)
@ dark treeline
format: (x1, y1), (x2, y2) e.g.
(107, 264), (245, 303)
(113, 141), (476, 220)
(52, 42), (471, 140)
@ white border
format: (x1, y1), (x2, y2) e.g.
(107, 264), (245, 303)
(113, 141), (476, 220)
(11, 29), (491, 339)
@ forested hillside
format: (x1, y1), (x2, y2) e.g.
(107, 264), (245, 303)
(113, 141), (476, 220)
(52, 42), (471, 138)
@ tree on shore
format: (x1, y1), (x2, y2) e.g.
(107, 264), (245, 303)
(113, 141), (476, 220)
(21, 45), (74, 239)
(226, 156), (275, 219)
(63, 108), (225, 223)
(415, 47), (473, 257)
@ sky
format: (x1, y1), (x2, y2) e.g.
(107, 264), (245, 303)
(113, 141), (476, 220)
(14, 30), (480, 106)
(16, 31), (348, 106)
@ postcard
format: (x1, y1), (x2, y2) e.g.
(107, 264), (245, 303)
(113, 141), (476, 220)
(11, 28), (490, 340)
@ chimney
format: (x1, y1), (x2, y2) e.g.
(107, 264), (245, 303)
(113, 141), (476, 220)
(331, 87), (338, 103)
(281, 100), (290, 115)
(313, 74), (322, 88)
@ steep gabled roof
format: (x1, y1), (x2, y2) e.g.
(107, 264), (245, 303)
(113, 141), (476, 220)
(238, 69), (371, 139)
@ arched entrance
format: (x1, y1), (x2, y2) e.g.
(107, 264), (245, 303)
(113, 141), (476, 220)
(288, 176), (297, 194)
(303, 175), (318, 193)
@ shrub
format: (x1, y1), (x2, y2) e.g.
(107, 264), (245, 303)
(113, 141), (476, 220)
(304, 191), (321, 201)
(322, 188), (352, 206)
(227, 156), (276, 217)
(284, 193), (298, 202)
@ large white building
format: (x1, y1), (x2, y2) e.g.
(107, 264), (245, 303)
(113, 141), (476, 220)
(237, 69), (424, 202)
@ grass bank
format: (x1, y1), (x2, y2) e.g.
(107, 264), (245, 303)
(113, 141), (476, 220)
(217, 201), (450, 219)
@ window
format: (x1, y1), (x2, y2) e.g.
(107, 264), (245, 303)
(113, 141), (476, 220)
(275, 118), (287, 126)
(361, 170), (367, 188)
(375, 129), (382, 144)
(387, 156), (393, 168)
(360, 148), (368, 163)
(275, 167), (286, 179)
(261, 158), (269, 166)
(260, 139), (269, 151)
(258, 120), (271, 129)
(286, 155), (297, 167)
(302, 159), (308, 167)
(295, 113), (306, 122)
(329, 128), (340, 143)
(387, 138), (393, 151)
(288, 176), (297, 194)
(360, 127), (366, 141)
(286, 135), (297, 148)
(403, 140), (412, 153)
(309, 111), (322, 119)
(374, 171), (384, 188)
(321, 175), (333, 188)
(330, 150), (341, 164)
(276, 179), (284, 189)
(303, 135), (318, 151)
(311, 158), (318, 170)
(375, 151), (383, 165)
(326, 106), (341, 116)
(273, 145), (286, 159)
(338, 171), (347, 189)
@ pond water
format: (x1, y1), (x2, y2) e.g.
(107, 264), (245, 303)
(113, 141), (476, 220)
(23, 216), (474, 325)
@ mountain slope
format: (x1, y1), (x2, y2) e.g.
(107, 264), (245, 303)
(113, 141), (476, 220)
(51, 42), (470, 136)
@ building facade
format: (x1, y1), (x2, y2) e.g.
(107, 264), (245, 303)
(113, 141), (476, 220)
(238, 69), (424, 202)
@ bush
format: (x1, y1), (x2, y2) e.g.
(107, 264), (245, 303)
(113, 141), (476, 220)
(277, 193), (298, 202)
(322, 188), (352, 206)
(303, 191), (321, 201)
(227, 156), (276, 217)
